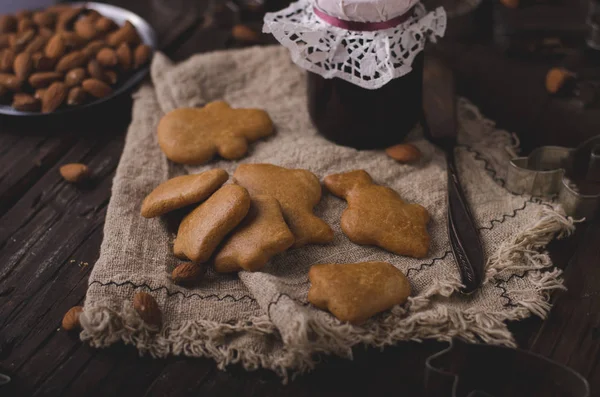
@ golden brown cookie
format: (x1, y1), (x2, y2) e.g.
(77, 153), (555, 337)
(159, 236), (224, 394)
(140, 169), (229, 218)
(157, 101), (274, 165)
(308, 261), (411, 325)
(324, 170), (430, 258)
(233, 163), (334, 248)
(214, 195), (295, 272)
(173, 184), (250, 263)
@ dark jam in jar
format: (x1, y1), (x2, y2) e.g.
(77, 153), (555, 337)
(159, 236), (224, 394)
(307, 52), (424, 150)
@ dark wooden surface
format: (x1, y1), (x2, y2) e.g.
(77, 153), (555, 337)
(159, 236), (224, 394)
(1, 1), (600, 396)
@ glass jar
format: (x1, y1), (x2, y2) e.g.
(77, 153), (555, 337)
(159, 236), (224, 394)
(307, 52), (424, 149)
(264, 0), (445, 149)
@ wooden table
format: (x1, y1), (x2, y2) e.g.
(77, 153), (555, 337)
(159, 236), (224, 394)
(1, 1), (599, 396)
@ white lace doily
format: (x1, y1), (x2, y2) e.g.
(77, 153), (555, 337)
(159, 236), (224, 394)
(263, 0), (446, 90)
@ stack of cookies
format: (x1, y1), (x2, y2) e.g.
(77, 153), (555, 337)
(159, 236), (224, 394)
(142, 101), (432, 325)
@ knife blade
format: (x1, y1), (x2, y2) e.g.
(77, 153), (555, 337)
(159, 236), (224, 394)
(422, 54), (485, 294)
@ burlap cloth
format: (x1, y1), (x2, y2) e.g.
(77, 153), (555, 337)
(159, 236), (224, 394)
(80, 45), (575, 379)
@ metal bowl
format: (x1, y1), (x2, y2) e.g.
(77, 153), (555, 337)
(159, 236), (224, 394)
(0, 2), (158, 117)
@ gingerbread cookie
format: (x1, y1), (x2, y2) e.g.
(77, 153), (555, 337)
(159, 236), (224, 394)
(308, 261), (411, 325)
(141, 169), (229, 218)
(157, 101), (274, 165)
(173, 184), (250, 263)
(214, 195), (295, 272)
(324, 170), (430, 258)
(233, 164), (334, 248)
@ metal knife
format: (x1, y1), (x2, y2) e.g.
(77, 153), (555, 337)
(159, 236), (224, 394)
(422, 54), (485, 294)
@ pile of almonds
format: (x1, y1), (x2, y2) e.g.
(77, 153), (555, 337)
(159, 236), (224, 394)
(0, 5), (153, 113)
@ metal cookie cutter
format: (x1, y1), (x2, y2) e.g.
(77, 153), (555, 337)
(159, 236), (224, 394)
(424, 339), (590, 397)
(506, 135), (600, 219)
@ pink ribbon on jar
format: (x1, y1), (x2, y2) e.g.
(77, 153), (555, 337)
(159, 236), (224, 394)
(313, 6), (413, 32)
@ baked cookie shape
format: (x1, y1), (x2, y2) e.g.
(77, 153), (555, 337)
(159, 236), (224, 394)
(324, 170), (430, 258)
(140, 169), (229, 218)
(173, 184), (250, 263)
(308, 261), (411, 325)
(233, 163), (334, 248)
(157, 101), (274, 165)
(214, 195), (295, 272)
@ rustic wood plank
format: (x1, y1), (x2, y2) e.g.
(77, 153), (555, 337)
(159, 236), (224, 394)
(0, 134), (75, 217)
(0, 224), (103, 396)
(432, 42), (600, 151)
(527, 218), (600, 392)
(142, 358), (215, 397)
(0, 135), (124, 388)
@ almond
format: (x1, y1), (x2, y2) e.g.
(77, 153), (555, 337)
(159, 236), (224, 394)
(33, 11), (55, 29)
(60, 31), (86, 49)
(56, 7), (83, 32)
(38, 27), (53, 39)
(95, 17), (116, 34)
(82, 40), (105, 58)
(82, 78), (112, 98)
(59, 162), (89, 182)
(500, 0), (519, 8)
(385, 143), (422, 163)
(42, 81), (67, 112)
(34, 87), (47, 99)
(107, 21), (140, 47)
(65, 67), (86, 87)
(61, 306), (83, 330)
(0, 48), (15, 72)
(132, 292), (162, 328)
(74, 17), (97, 40)
(0, 34), (10, 49)
(67, 86), (86, 106)
(29, 71), (63, 88)
(17, 18), (34, 33)
(96, 47), (117, 67)
(32, 52), (54, 71)
(0, 73), (21, 90)
(172, 262), (205, 286)
(103, 70), (117, 85)
(13, 51), (32, 80)
(84, 10), (102, 23)
(45, 34), (65, 59)
(87, 59), (104, 80)
(133, 44), (152, 69)
(545, 67), (576, 94)
(232, 24), (261, 43)
(12, 92), (40, 111)
(24, 35), (48, 53)
(12, 29), (35, 52)
(7, 33), (16, 48)
(0, 15), (17, 33)
(115, 42), (131, 71)
(56, 51), (86, 72)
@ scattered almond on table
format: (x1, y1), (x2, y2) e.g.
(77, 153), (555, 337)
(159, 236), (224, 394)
(500, 0), (519, 8)
(62, 306), (83, 331)
(59, 162), (89, 183)
(231, 24), (261, 43)
(545, 67), (576, 94)
(0, 5), (153, 113)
